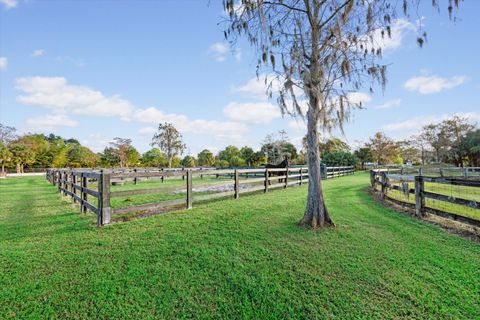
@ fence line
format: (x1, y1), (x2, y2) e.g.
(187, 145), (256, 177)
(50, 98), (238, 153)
(46, 165), (354, 227)
(370, 169), (480, 228)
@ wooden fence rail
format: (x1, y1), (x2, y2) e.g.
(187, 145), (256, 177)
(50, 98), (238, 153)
(370, 169), (480, 228)
(47, 165), (354, 227)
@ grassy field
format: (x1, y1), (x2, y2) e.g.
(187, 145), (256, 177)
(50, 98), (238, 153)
(1, 173), (479, 319)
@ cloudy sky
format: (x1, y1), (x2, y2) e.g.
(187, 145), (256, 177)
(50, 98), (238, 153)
(1, 0), (479, 155)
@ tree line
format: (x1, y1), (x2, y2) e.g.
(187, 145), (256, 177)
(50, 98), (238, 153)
(1, 115), (478, 174)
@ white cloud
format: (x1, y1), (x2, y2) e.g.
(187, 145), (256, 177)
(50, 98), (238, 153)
(31, 49), (45, 57)
(359, 19), (417, 52)
(372, 99), (401, 110)
(81, 134), (111, 153)
(383, 112), (480, 131)
(138, 126), (157, 136)
(223, 101), (281, 124)
(404, 75), (467, 94)
(16, 76), (250, 145)
(288, 120), (306, 132)
(209, 42), (228, 62)
(0, 57), (7, 70)
(15, 76), (135, 120)
(346, 92), (371, 105)
(25, 114), (78, 132)
(0, 0), (17, 9)
(133, 107), (249, 143)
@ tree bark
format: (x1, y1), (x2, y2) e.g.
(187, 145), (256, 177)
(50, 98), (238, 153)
(299, 104), (334, 229)
(16, 163), (21, 174)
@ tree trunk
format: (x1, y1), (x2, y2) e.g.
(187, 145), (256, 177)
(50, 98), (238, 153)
(16, 163), (21, 174)
(1, 164), (4, 174)
(299, 106), (334, 229)
(168, 156), (172, 168)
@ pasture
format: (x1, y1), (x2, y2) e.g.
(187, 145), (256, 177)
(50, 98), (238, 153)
(1, 173), (479, 319)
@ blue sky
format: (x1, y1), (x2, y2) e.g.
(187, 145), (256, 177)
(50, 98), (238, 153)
(1, 0), (479, 155)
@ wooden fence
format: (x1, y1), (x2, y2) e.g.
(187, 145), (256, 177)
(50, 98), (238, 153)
(46, 167), (307, 226)
(370, 169), (480, 228)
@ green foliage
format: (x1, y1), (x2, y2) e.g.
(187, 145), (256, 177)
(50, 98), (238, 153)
(181, 155), (196, 168)
(354, 148), (373, 169)
(67, 144), (99, 168)
(141, 148), (167, 167)
(215, 159), (230, 168)
(197, 149), (215, 167)
(322, 151), (357, 167)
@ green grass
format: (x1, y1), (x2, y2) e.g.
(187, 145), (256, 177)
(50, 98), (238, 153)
(383, 181), (480, 220)
(1, 173), (479, 319)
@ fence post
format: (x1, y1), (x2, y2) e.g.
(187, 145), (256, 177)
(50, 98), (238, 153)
(264, 169), (269, 193)
(57, 171), (61, 192)
(63, 172), (68, 196)
(81, 173), (87, 213)
(370, 170), (375, 188)
(234, 169), (239, 199)
(186, 170), (192, 209)
(464, 168), (468, 178)
(320, 164), (327, 180)
(380, 172), (387, 199)
(414, 175), (425, 217)
(134, 168), (137, 185)
(98, 172), (111, 226)
(299, 168), (303, 185)
(161, 168), (164, 183)
(72, 173), (77, 203)
(284, 168), (289, 188)
(419, 167), (423, 176)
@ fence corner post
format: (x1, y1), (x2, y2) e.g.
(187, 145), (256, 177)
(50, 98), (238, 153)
(414, 175), (425, 217)
(186, 169), (193, 209)
(98, 172), (111, 226)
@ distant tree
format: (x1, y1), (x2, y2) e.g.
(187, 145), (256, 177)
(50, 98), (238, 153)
(100, 147), (119, 167)
(0, 123), (17, 145)
(197, 149), (215, 167)
(366, 132), (399, 165)
(224, 0), (462, 228)
(354, 148), (373, 170)
(214, 159), (230, 168)
(67, 144), (99, 168)
(322, 151), (357, 167)
(108, 137), (139, 168)
(397, 140), (421, 165)
(9, 143), (35, 173)
(251, 151), (267, 166)
(240, 146), (255, 166)
(458, 129), (480, 166)
(0, 143), (12, 174)
(319, 138), (350, 155)
(151, 122), (186, 168)
(142, 148), (167, 167)
(441, 115), (476, 166)
(181, 155), (196, 168)
(419, 124), (450, 163)
(218, 145), (241, 165)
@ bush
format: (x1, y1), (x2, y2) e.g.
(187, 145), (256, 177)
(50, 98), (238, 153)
(322, 151), (357, 167)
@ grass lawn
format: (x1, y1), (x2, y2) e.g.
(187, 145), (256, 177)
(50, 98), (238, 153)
(1, 173), (479, 319)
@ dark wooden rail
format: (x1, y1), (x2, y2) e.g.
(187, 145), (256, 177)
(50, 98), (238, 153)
(370, 169), (480, 228)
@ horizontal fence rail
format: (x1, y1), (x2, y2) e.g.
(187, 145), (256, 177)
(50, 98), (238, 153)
(370, 169), (480, 228)
(46, 165), (354, 227)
